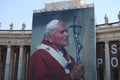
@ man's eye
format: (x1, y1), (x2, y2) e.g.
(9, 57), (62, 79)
(60, 31), (64, 34)
(60, 30), (68, 34)
(66, 30), (68, 33)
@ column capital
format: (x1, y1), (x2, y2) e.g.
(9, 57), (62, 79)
(7, 44), (11, 48)
(20, 44), (24, 47)
(104, 40), (109, 44)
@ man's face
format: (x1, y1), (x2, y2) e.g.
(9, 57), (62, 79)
(49, 22), (69, 47)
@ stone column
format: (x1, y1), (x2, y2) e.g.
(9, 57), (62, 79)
(4, 45), (11, 80)
(17, 45), (24, 80)
(0, 46), (2, 65)
(105, 41), (111, 80)
(0, 46), (2, 80)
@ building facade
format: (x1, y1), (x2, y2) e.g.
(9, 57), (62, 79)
(0, 20), (120, 80)
(96, 21), (120, 80)
(0, 30), (31, 80)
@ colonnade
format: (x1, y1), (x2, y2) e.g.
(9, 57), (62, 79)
(0, 45), (30, 80)
(97, 40), (120, 80)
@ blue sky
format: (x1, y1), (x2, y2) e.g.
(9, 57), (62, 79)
(0, 0), (120, 30)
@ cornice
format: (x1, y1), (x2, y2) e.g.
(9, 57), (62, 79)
(96, 22), (120, 35)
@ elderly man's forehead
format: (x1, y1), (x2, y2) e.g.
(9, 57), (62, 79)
(57, 22), (66, 27)
(55, 23), (67, 31)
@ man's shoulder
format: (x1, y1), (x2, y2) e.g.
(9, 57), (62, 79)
(31, 49), (52, 59)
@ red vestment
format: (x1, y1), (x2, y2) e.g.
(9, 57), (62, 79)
(28, 40), (76, 80)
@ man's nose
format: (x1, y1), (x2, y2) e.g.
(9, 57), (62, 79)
(65, 31), (69, 36)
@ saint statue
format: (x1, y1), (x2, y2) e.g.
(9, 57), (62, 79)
(104, 14), (108, 24)
(9, 23), (13, 30)
(21, 22), (26, 30)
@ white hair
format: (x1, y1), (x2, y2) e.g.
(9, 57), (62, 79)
(44, 19), (61, 39)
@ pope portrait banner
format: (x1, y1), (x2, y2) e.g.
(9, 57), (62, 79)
(31, 6), (96, 80)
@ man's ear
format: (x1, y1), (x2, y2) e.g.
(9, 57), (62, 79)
(47, 34), (53, 43)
